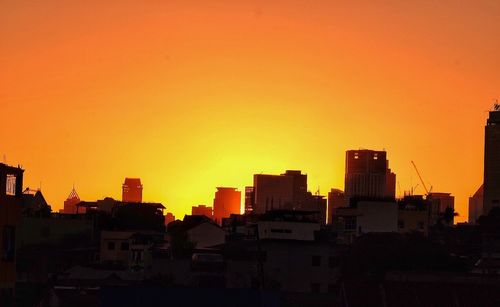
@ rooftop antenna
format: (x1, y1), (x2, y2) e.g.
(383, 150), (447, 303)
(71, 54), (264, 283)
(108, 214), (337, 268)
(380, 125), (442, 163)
(3, 154), (6, 164)
(494, 98), (500, 111)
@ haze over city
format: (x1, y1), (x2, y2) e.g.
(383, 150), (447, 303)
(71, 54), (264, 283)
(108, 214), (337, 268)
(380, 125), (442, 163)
(2, 1), (500, 222)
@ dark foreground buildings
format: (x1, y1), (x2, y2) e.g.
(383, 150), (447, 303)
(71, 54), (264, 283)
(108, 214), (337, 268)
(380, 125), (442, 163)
(0, 164), (24, 303)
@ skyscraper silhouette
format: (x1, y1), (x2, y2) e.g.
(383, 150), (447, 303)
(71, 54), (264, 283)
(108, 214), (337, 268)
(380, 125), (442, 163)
(484, 107), (500, 215)
(63, 187), (81, 214)
(344, 150), (396, 200)
(213, 187), (241, 224)
(122, 178), (143, 203)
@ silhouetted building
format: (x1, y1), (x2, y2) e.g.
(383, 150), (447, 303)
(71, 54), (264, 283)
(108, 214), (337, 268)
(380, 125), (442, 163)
(191, 205), (213, 219)
(257, 210), (321, 241)
(484, 107), (500, 215)
(21, 188), (51, 217)
(168, 215), (225, 248)
(334, 199), (398, 243)
(164, 212), (175, 226)
(100, 230), (163, 269)
(469, 185), (484, 224)
(252, 171), (327, 223)
(122, 178), (143, 203)
(213, 187), (241, 224)
(327, 189), (346, 224)
(0, 163), (24, 302)
(244, 186), (254, 214)
(344, 150), (396, 200)
(253, 170), (310, 213)
(397, 195), (431, 235)
(427, 192), (455, 225)
(62, 187), (81, 214)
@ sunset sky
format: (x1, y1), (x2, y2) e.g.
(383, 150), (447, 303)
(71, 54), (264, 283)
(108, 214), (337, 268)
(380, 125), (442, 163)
(1, 0), (499, 222)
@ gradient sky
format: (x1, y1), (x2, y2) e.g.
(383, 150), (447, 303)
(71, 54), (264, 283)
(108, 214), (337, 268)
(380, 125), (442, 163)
(1, 0), (499, 222)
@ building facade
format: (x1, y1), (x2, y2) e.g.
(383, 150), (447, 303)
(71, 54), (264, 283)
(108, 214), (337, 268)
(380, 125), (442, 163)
(191, 205), (213, 219)
(484, 108), (500, 215)
(469, 185), (484, 224)
(327, 189), (346, 225)
(244, 186), (254, 214)
(344, 150), (396, 200)
(213, 187), (241, 225)
(62, 187), (81, 214)
(0, 164), (24, 302)
(122, 178), (143, 203)
(252, 170), (325, 218)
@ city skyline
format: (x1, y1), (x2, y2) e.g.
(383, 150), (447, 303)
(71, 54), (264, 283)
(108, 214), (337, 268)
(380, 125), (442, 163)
(2, 1), (500, 223)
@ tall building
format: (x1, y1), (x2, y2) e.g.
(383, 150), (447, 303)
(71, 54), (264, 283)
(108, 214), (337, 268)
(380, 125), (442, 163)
(192, 205), (213, 218)
(484, 107), (500, 215)
(62, 187), (81, 214)
(252, 170), (327, 223)
(0, 163), (24, 302)
(253, 170), (307, 214)
(213, 187), (241, 224)
(244, 186), (254, 214)
(469, 185), (484, 224)
(327, 189), (347, 224)
(344, 150), (396, 200)
(122, 178), (143, 203)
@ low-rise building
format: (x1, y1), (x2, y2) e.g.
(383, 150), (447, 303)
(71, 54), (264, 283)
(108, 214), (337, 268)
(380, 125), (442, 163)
(100, 230), (163, 270)
(397, 195), (430, 235)
(257, 210), (321, 241)
(334, 199), (398, 243)
(168, 215), (225, 249)
(0, 163), (24, 302)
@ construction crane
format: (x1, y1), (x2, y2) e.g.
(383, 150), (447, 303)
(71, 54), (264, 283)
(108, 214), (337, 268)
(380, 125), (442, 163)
(411, 161), (431, 195)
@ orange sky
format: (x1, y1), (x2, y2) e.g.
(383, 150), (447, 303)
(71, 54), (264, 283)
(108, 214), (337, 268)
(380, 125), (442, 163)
(1, 0), (499, 222)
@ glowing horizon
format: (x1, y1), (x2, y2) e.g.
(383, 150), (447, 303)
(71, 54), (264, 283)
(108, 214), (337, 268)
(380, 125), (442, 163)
(2, 0), (499, 222)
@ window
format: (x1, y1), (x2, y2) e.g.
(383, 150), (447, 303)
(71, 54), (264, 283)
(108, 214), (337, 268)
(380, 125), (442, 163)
(373, 153), (378, 160)
(6, 174), (16, 196)
(108, 242), (115, 250)
(329, 256), (340, 268)
(398, 220), (405, 229)
(310, 283), (321, 294)
(312, 255), (321, 267)
(2, 226), (16, 262)
(121, 242), (130, 251)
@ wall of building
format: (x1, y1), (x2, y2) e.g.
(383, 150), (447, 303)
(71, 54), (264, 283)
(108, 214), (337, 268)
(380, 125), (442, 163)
(357, 201), (398, 234)
(187, 223), (226, 248)
(17, 215), (94, 249)
(484, 110), (500, 215)
(257, 221), (320, 241)
(253, 175), (294, 214)
(213, 187), (241, 224)
(0, 164), (24, 297)
(469, 185), (484, 224)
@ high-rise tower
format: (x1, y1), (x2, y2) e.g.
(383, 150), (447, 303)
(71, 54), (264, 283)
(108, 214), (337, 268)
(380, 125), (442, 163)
(344, 149), (396, 200)
(122, 178), (143, 203)
(483, 105), (500, 214)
